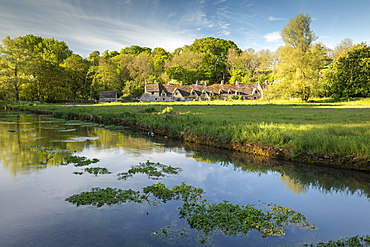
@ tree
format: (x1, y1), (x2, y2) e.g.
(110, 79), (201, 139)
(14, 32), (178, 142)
(152, 47), (170, 77)
(0, 36), (35, 101)
(22, 35), (72, 65)
(272, 14), (327, 101)
(332, 38), (353, 59)
(61, 54), (91, 100)
(88, 50), (100, 66)
(324, 43), (370, 98)
(92, 57), (122, 95)
(281, 13), (317, 52)
(120, 45), (151, 55)
(165, 49), (203, 83)
(188, 37), (239, 82)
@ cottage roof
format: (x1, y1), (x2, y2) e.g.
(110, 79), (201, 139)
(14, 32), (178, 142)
(146, 82), (262, 98)
(146, 83), (160, 92)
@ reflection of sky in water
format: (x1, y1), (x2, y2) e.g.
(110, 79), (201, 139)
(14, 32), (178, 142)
(0, 112), (369, 247)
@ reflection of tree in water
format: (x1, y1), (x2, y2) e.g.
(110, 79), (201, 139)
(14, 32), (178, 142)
(0, 112), (162, 175)
(280, 174), (308, 194)
(180, 143), (370, 199)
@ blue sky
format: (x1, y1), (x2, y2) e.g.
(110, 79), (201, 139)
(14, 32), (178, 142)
(1, 0), (369, 57)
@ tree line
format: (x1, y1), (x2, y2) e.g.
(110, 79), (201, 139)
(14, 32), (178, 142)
(0, 14), (369, 102)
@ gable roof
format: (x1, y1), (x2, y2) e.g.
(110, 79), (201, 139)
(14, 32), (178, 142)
(145, 82), (262, 97)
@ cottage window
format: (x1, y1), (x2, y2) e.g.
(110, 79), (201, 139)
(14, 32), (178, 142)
(155, 98), (157, 100)
(151, 92), (154, 95)
(163, 98), (165, 101)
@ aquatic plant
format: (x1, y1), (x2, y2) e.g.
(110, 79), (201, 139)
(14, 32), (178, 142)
(304, 235), (370, 247)
(66, 187), (147, 207)
(38, 125), (66, 130)
(61, 155), (99, 167)
(84, 167), (111, 176)
(66, 183), (316, 239)
(117, 161), (182, 180)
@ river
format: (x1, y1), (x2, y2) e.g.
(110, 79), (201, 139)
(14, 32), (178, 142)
(0, 111), (369, 246)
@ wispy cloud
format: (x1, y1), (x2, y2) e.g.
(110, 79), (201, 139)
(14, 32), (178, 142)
(268, 16), (285, 21)
(264, 31), (281, 43)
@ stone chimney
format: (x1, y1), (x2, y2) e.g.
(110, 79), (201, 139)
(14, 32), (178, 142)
(235, 80), (239, 85)
(145, 80), (147, 93)
(196, 81), (199, 86)
(204, 81), (207, 86)
(180, 81), (183, 85)
(154, 79), (157, 84)
(221, 80), (224, 85)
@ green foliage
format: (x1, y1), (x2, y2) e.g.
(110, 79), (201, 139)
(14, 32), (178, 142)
(273, 15), (329, 101)
(304, 235), (370, 247)
(160, 106), (174, 114)
(61, 54), (91, 100)
(281, 13), (317, 52)
(325, 43), (370, 98)
(139, 107), (156, 113)
(66, 182), (316, 239)
(22, 34), (72, 65)
(61, 155), (100, 167)
(0, 36), (35, 101)
(120, 45), (151, 55)
(65, 187), (146, 207)
(188, 37), (239, 82)
(83, 167), (111, 176)
(117, 160), (182, 180)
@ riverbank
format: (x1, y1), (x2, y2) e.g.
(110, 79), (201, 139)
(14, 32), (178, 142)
(8, 99), (370, 171)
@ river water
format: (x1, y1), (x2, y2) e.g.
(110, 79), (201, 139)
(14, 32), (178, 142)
(0, 111), (369, 247)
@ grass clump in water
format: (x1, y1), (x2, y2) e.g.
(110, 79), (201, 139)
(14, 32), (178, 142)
(304, 234), (370, 247)
(61, 155), (99, 167)
(65, 187), (146, 207)
(84, 167), (111, 176)
(66, 182), (316, 239)
(117, 161), (182, 180)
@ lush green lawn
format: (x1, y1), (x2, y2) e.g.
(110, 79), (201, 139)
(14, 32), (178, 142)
(10, 98), (370, 163)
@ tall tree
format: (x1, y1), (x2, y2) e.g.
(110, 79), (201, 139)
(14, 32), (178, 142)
(88, 50), (100, 66)
(188, 37), (239, 82)
(91, 57), (122, 98)
(0, 36), (35, 101)
(281, 13), (317, 52)
(271, 14), (327, 101)
(61, 54), (91, 100)
(22, 35), (72, 65)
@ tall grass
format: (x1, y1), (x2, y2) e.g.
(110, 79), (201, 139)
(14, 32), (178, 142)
(10, 99), (370, 158)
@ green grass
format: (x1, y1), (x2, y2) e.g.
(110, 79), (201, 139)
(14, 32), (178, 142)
(9, 98), (370, 165)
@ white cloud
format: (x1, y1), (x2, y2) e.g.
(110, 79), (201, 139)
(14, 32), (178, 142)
(264, 31), (281, 43)
(268, 16), (285, 21)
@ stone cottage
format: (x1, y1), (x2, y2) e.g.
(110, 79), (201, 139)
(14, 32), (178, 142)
(139, 81), (265, 102)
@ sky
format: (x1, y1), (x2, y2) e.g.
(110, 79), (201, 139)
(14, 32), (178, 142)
(1, 0), (369, 57)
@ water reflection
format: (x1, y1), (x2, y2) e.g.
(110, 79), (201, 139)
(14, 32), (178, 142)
(178, 142), (370, 199)
(1, 111), (369, 200)
(280, 174), (308, 194)
(0, 112), (162, 175)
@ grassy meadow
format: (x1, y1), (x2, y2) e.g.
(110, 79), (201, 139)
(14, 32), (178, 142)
(9, 98), (370, 168)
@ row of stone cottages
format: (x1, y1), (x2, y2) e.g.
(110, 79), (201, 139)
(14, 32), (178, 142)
(99, 81), (269, 102)
(139, 81), (268, 102)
